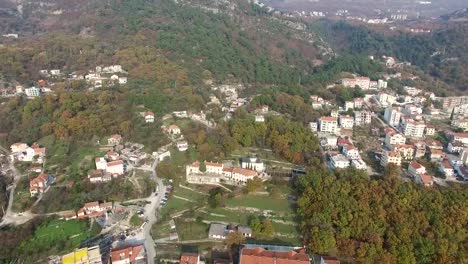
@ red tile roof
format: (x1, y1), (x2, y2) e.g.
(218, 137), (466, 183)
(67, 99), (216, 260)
(454, 133), (468, 138)
(441, 160), (453, 169)
(321, 256), (340, 264)
(320, 116), (337, 122)
(145, 111), (155, 117)
(240, 248), (309, 264)
(205, 162), (223, 167)
(386, 151), (400, 157)
(34, 147), (46, 155)
(180, 253), (199, 264)
(410, 161), (423, 169)
(420, 174), (433, 185)
(30, 173), (49, 187)
(232, 168), (257, 177)
(337, 138), (351, 145)
(111, 245), (144, 263)
(84, 201), (99, 209)
(107, 160), (124, 167)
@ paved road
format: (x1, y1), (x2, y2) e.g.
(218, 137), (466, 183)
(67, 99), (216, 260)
(0, 145), (26, 227)
(142, 158), (165, 264)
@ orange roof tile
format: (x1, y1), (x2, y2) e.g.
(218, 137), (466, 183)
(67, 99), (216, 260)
(205, 162), (223, 167)
(322, 256), (341, 264)
(107, 160), (124, 167)
(320, 116), (337, 122)
(410, 161), (423, 169)
(84, 201), (99, 208)
(240, 248), (309, 264)
(180, 253), (199, 264)
(232, 168), (257, 177)
(111, 245), (144, 263)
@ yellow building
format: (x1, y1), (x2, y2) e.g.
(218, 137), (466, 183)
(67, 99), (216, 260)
(61, 246), (102, 264)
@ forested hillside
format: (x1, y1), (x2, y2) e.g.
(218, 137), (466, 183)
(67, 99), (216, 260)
(312, 20), (468, 92)
(296, 169), (467, 264)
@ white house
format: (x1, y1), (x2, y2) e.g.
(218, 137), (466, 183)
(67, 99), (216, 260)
(168, 125), (181, 135)
(118, 77), (128, 84)
(351, 159), (367, 170)
(339, 115), (354, 130)
(319, 116), (338, 134)
(144, 111), (155, 123)
(385, 130), (406, 147)
(416, 174), (434, 187)
(381, 151), (402, 167)
(344, 101), (354, 111)
(330, 154), (350, 169)
(108, 134), (122, 146)
(107, 160), (124, 176)
(353, 98), (364, 109)
(25, 87), (41, 97)
(309, 122), (318, 132)
(205, 162), (224, 174)
(227, 167), (257, 183)
(408, 161), (426, 177)
(241, 156), (265, 172)
(255, 115), (265, 122)
(402, 119), (426, 138)
(384, 106), (402, 126)
(95, 157), (107, 171)
(50, 69), (61, 75)
(177, 141), (188, 151)
(439, 160), (454, 178)
(10, 143), (28, 153)
(342, 144), (360, 160)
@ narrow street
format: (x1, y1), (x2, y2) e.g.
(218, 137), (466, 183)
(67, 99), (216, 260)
(142, 158), (165, 264)
(0, 144), (27, 227)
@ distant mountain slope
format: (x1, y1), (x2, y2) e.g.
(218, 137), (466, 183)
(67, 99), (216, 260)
(441, 8), (468, 21)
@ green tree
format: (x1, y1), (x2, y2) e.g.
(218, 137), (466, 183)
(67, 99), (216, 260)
(245, 177), (263, 193)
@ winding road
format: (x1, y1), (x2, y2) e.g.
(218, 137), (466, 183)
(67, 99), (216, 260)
(142, 157), (165, 264)
(0, 145), (28, 227)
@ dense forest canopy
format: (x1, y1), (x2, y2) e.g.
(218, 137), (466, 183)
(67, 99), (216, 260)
(296, 169), (468, 264)
(313, 20), (468, 91)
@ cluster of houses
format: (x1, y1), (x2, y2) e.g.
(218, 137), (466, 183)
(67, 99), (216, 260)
(72, 65), (128, 89)
(309, 103), (373, 135)
(208, 223), (252, 240)
(185, 157), (265, 186)
(52, 243), (145, 264)
(328, 138), (367, 171)
(382, 126), (468, 185)
(341, 76), (387, 90)
(29, 173), (55, 196)
(89, 134), (154, 183)
(7, 65), (129, 98)
(63, 201), (114, 220)
(179, 244), (340, 264)
(10, 142), (46, 163)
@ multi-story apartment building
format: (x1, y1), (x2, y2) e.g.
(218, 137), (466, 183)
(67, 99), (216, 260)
(384, 106), (402, 126)
(402, 119), (426, 138)
(319, 116), (338, 134)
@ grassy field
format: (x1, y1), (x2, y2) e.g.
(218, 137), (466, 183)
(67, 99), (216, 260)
(175, 219), (209, 241)
(159, 196), (194, 218)
(20, 219), (91, 255)
(151, 221), (173, 239)
(226, 194), (292, 213)
(172, 186), (205, 201)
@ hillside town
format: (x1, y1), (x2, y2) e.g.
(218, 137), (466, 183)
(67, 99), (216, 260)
(0, 0), (467, 263)
(0, 53), (467, 264)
